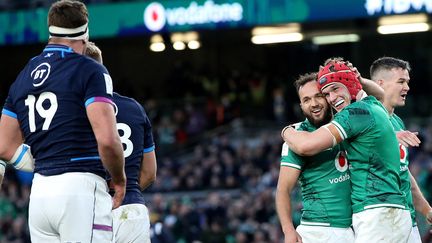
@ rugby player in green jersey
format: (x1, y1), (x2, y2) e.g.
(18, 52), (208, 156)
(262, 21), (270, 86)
(370, 56), (432, 243)
(282, 59), (412, 242)
(276, 73), (353, 243)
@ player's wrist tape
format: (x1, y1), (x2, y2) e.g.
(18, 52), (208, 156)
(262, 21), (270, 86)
(323, 125), (337, 147)
(9, 144), (34, 172)
(0, 160), (6, 176)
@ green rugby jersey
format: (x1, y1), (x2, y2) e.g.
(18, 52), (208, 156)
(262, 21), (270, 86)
(280, 119), (352, 228)
(331, 96), (406, 213)
(390, 113), (415, 225)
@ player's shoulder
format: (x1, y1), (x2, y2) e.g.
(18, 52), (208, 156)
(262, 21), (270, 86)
(339, 99), (372, 116)
(298, 119), (316, 132)
(113, 92), (139, 107)
(114, 92), (146, 116)
(79, 55), (108, 73)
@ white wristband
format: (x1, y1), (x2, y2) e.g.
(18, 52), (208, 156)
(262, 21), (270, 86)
(10, 144), (35, 172)
(0, 160), (6, 176)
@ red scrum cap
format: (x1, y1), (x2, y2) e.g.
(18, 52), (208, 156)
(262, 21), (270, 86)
(317, 61), (362, 101)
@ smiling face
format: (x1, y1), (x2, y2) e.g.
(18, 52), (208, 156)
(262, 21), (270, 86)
(298, 81), (332, 127)
(321, 82), (352, 112)
(378, 67), (410, 114)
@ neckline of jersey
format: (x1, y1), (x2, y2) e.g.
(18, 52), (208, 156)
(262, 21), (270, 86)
(43, 44), (73, 53)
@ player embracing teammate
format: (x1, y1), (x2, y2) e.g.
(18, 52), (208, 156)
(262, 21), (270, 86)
(278, 57), (432, 243)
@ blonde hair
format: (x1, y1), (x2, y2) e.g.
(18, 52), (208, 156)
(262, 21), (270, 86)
(85, 41), (103, 64)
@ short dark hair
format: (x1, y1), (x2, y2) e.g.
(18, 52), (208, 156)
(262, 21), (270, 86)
(48, 0), (88, 28)
(293, 72), (317, 94)
(370, 57), (411, 79)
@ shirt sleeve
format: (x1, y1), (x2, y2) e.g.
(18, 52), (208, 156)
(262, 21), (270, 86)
(280, 143), (304, 170)
(2, 95), (17, 119)
(139, 104), (155, 153)
(331, 105), (373, 141)
(143, 116), (155, 153)
(82, 62), (114, 107)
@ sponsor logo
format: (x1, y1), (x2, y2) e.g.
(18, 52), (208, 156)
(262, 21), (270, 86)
(319, 77), (327, 85)
(143, 2), (166, 32)
(31, 62), (51, 87)
(399, 144), (407, 164)
(143, 0), (243, 32)
(335, 151), (348, 172)
(365, 0), (432, 16)
(400, 165), (408, 172)
(329, 173), (350, 184)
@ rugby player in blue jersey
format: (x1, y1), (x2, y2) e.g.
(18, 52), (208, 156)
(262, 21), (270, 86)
(0, 1), (126, 242)
(86, 42), (157, 243)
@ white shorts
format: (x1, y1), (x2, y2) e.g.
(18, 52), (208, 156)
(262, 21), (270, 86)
(29, 172), (113, 243)
(296, 225), (354, 243)
(407, 225), (421, 243)
(352, 207), (412, 243)
(112, 203), (150, 243)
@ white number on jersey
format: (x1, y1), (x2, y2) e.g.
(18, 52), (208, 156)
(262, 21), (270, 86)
(117, 123), (133, 158)
(25, 92), (58, 132)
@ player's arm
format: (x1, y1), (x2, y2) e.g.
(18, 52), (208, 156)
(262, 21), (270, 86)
(0, 109), (35, 172)
(409, 170), (432, 224)
(345, 61), (384, 101)
(359, 77), (384, 101)
(281, 124), (341, 156)
(0, 115), (26, 184)
(275, 165), (302, 243)
(87, 102), (126, 209)
(139, 150), (157, 191)
(0, 115), (23, 161)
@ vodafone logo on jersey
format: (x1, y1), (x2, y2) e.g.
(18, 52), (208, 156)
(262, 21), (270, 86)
(335, 151), (348, 172)
(144, 2), (166, 32)
(399, 144), (408, 163)
(143, 1), (243, 32)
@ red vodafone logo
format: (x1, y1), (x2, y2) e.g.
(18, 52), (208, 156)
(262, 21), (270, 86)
(399, 144), (407, 163)
(144, 2), (166, 32)
(335, 151), (348, 172)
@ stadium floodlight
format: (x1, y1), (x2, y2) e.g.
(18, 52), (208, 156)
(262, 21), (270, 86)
(251, 33), (303, 44)
(312, 34), (360, 45)
(150, 34), (165, 52)
(377, 23), (429, 34)
(173, 41), (186, 50)
(150, 42), (165, 52)
(170, 31), (200, 50)
(251, 24), (303, 44)
(187, 40), (201, 49)
(377, 14), (430, 34)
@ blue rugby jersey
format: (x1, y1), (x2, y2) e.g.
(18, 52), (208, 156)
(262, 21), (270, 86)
(111, 92), (155, 205)
(2, 44), (114, 178)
